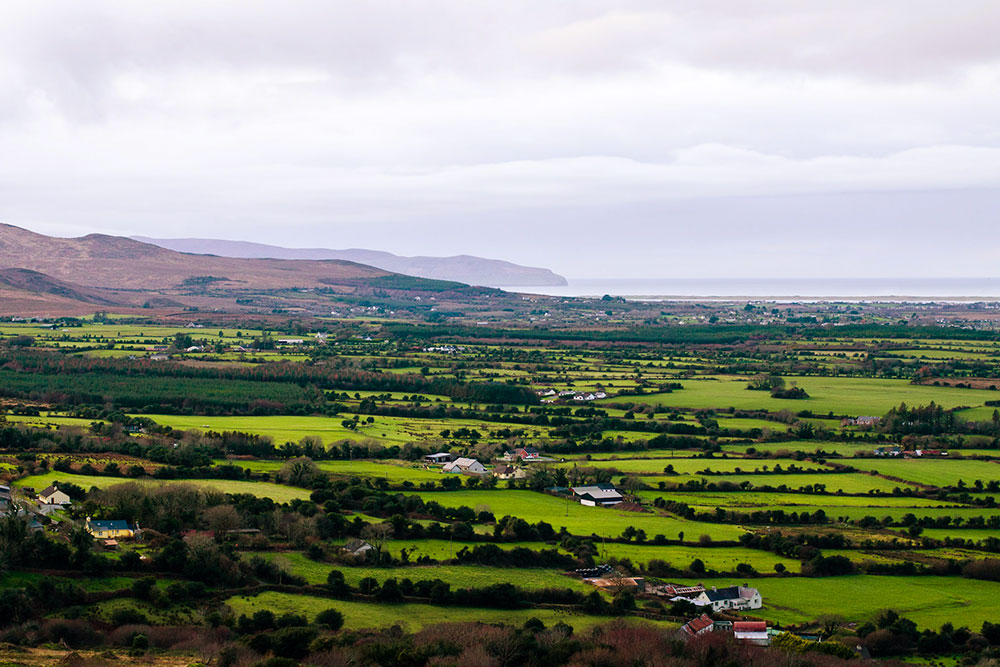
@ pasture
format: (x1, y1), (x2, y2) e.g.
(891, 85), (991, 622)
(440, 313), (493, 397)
(846, 458), (1000, 487)
(612, 376), (1000, 416)
(12, 471), (311, 502)
(402, 490), (748, 541)
(224, 591), (642, 632)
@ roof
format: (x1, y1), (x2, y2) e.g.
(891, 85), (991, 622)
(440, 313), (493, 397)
(39, 485), (63, 498)
(87, 520), (132, 531)
(494, 464), (514, 474)
(682, 614), (714, 635)
(449, 457), (480, 468)
(425, 452), (452, 459)
(733, 622), (767, 632)
(703, 586), (743, 601)
(572, 485), (623, 500)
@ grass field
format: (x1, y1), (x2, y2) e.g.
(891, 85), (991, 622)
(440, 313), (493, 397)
(214, 458), (446, 482)
(138, 413), (550, 447)
(403, 490), (747, 541)
(846, 459), (1000, 487)
(709, 575), (1000, 629)
(251, 551), (591, 591)
(556, 457), (832, 475)
(651, 491), (963, 509)
(649, 472), (919, 493)
(13, 471), (311, 502)
(0, 572), (176, 592)
(612, 376), (1000, 416)
(224, 591), (657, 632)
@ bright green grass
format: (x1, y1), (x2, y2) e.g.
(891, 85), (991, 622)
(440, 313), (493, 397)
(707, 575), (1000, 629)
(613, 376), (1000, 416)
(251, 551), (590, 591)
(561, 448), (708, 461)
(13, 471), (310, 502)
(224, 591), (651, 632)
(403, 490), (747, 541)
(556, 458), (831, 475)
(846, 459), (1000, 487)
(138, 413), (550, 447)
(650, 472), (918, 493)
(648, 491), (966, 509)
(715, 417), (790, 432)
(957, 407), (1000, 422)
(721, 441), (876, 456)
(213, 458), (445, 482)
(592, 543), (801, 573)
(921, 527), (1000, 541)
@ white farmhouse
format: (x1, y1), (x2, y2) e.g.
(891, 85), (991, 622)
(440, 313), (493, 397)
(37, 484), (71, 507)
(689, 585), (762, 612)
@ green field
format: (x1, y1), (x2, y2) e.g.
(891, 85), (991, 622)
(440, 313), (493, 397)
(846, 459), (1000, 487)
(403, 490), (747, 541)
(557, 457), (831, 475)
(710, 575), (1000, 629)
(138, 413), (549, 446)
(653, 491), (963, 509)
(650, 472), (918, 493)
(612, 376), (1000, 416)
(215, 458), (446, 482)
(224, 591), (654, 632)
(13, 471), (311, 502)
(251, 551), (591, 591)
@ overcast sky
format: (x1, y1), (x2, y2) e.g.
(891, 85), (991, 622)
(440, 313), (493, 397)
(3, 1), (1000, 278)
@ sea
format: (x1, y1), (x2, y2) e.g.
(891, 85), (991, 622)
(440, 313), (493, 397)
(511, 278), (1000, 302)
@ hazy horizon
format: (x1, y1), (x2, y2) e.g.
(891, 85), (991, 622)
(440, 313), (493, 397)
(4, 2), (1000, 278)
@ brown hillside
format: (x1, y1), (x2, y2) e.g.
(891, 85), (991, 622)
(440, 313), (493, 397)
(0, 224), (390, 290)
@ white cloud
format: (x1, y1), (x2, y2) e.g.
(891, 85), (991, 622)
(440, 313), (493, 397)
(1, 1), (1000, 276)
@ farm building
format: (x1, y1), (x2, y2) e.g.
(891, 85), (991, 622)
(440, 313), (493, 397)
(37, 484), (71, 507)
(689, 585), (762, 612)
(492, 464), (519, 480)
(654, 583), (705, 598)
(85, 518), (139, 540)
(571, 484), (623, 507)
(442, 458), (487, 475)
(733, 621), (770, 646)
(677, 614), (715, 640)
(503, 447), (541, 462)
(423, 452), (454, 464)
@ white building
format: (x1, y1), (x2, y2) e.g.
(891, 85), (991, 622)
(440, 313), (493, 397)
(571, 484), (624, 507)
(442, 458), (487, 475)
(37, 484), (71, 507)
(689, 585), (762, 612)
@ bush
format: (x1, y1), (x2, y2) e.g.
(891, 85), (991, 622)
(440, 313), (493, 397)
(111, 607), (149, 626)
(270, 626), (319, 660)
(316, 608), (344, 631)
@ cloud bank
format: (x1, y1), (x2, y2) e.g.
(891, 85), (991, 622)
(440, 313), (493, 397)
(2, 1), (999, 277)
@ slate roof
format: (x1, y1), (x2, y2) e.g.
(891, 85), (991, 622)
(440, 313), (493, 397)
(87, 520), (132, 531)
(703, 586), (743, 602)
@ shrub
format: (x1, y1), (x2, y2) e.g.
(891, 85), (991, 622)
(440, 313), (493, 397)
(270, 626), (319, 660)
(111, 607), (149, 626)
(316, 608), (344, 631)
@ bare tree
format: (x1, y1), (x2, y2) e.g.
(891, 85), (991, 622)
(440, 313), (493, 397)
(360, 522), (394, 563)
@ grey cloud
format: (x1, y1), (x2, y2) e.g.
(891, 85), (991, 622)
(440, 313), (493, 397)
(1, 1), (999, 278)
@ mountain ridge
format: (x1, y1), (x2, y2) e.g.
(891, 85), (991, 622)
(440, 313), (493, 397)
(0, 223), (389, 291)
(131, 236), (567, 287)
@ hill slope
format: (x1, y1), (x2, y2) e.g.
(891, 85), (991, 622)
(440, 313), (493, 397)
(0, 224), (389, 290)
(133, 237), (567, 287)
